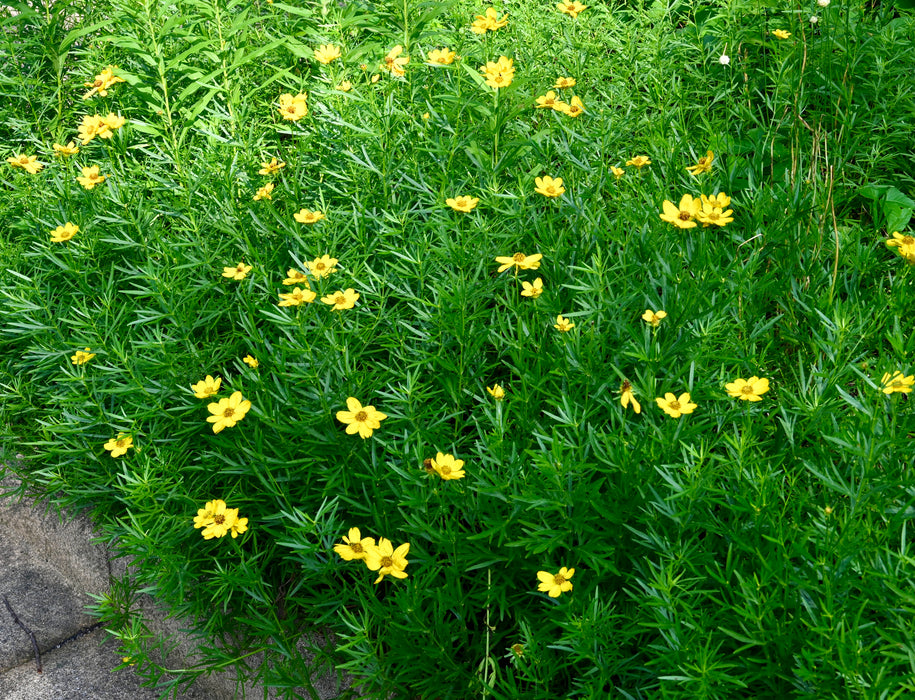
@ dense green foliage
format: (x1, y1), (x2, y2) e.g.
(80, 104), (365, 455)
(2, 0), (915, 697)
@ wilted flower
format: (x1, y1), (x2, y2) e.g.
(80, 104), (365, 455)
(77, 165), (106, 190)
(719, 53), (730, 65)
(487, 384), (505, 400)
(656, 392), (697, 418)
(817, 0), (829, 6)
(685, 150), (714, 176)
(253, 182), (274, 201)
(71, 347), (96, 365)
(620, 380), (640, 413)
(725, 376), (770, 401)
(534, 175), (565, 197)
(336, 397), (387, 438)
(446, 195), (479, 212)
(7, 154), (43, 173)
(537, 567), (574, 597)
(195, 499), (248, 539)
(242, 355), (259, 368)
(314, 44), (341, 64)
(50, 222), (79, 242)
(104, 433), (134, 457)
(206, 391), (252, 433)
(810, 15), (819, 24)
(222, 262), (252, 280)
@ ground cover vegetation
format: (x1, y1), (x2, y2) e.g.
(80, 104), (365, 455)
(2, 0), (915, 696)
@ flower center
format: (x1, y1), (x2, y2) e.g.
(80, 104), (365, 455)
(513, 253), (525, 263)
(679, 211), (691, 221)
(441, 464), (452, 474)
(669, 401), (681, 410)
(892, 380), (902, 388)
(214, 514), (225, 524)
(621, 380), (631, 392)
(354, 410), (368, 422)
(707, 211), (720, 220)
(316, 263), (325, 271)
(223, 408), (235, 417)
(553, 574), (566, 585)
(903, 236), (915, 245)
(350, 542), (363, 553)
(335, 295), (346, 304)
(380, 556), (393, 568)
(741, 385), (754, 395)
(116, 439), (127, 448)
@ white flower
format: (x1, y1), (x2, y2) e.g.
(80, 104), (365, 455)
(810, 14), (818, 22)
(719, 53), (730, 65)
(817, 0), (830, 6)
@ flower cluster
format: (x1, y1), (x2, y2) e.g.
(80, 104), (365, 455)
(278, 92), (308, 121)
(660, 193), (734, 229)
(480, 56), (515, 90)
(193, 499), (249, 539)
(335, 528), (410, 584)
(78, 113), (126, 145)
(471, 7), (508, 34)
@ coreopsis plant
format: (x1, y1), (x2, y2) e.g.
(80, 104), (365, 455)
(557, 1), (588, 18)
(50, 223), (79, 242)
(104, 433), (134, 457)
(307, 255), (338, 278)
(520, 278), (544, 298)
(430, 452), (465, 480)
(278, 92), (308, 121)
(222, 262), (252, 280)
(313, 44), (341, 64)
(70, 347), (96, 365)
(537, 567), (575, 597)
(534, 175), (565, 197)
(206, 391), (252, 433)
(293, 208), (325, 224)
(656, 392), (697, 418)
(258, 157), (285, 175)
(426, 48), (456, 66)
(321, 288), (359, 310)
(495, 252), (542, 273)
(880, 371), (914, 394)
(190, 375), (222, 399)
(470, 7), (508, 33)
(620, 380), (641, 413)
(7, 154), (44, 173)
(53, 142), (79, 157)
(725, 377), (771, 401)
(334, 528), (375, 561)
(364, 538), (410, 583)
(336, 397), (387, 438)
(659, 194), (700, 228)
(77, 165), (106, 189)
(446, 195), (479, 212)
(686, 150), (714, 175)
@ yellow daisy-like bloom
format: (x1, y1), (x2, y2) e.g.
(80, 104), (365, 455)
(642, 309), (667, 327)
(772, 29), (791, 39)
(696, 200), (734, 227)
(242, 355), (259, 368)
(77, 115), (107, 144)
(82, 66), (125, 99)
(307, 255), (338, 279)
(222, 262), (252, 280)
(610, 166), (625, 179)
(71, 347), (96, 365)
(537, 567), (574, 597)
(480, 56), (515, 90)
(191, 375), (222, 399)
(554, 76), (576, 89)
(100, 113), (126, 133)
(430, 452), (465, 480)
(521, 277), (544, 298)
(206, 391), (252, 434)
(294, 208), (325, 224)
(535, 91), (559, 109)
(881, 371), (914, 395)
(364, 537), (410, 584)
(660, 194), (700, 229)
(253, 182), (274, 201)
(278, 92), (308, 121)
(421, 111), (430, 120)
(620, 380), (641, 414)
(557, 95), (584, 117)
(283, 268), (308, 285)
(258, 157), (285, 176)
(336, 80), (353, 92)
(227, 513), (249, 538)
(554, 315), (574, 332)
(336, 397), (387, 439)
(382, 45), (409, 77)
(77, 165), (106, 190)
(427, 48), (456, 65)
(471, 7), (508, 34)
(495, 252), (543, 273)
(535, 175), (565, 198)
(321, 288), (359, 310)
(53, 142), (79, 157)
(278, 286), (317, 306)
(557, 1), (588, 17)
(193, 499), (223, 530)
(7, 154), (44, 174)
(446, 195), (479, 212)
(886, 232), (915, 260)
(334, 527), (376, 561)
(104, 433), (134, 458)
(725, 376), (770, 401)
(197, 500), (247, 539)
(656, 392), (697, 418)
(686, 150), (714, 176)
(626, 155), (651, 168)
(487, 384), (505, 400)
(314, 44), (342, 64)
(50, 222), (79, 243)
(702, 192), (731, 209)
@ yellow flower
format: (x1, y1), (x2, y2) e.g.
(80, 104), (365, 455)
(206, 391), (252, 433)
(554, 76), (576, 89)
(82, 66), (125, 99)
(655, 392), (697, 418)
(495, 252), (542, 273)
(537, 567), (574, 597)
(242, 355), (259, 368)
(426, 48), (456, 65)
(253, 182), (274, 201)
(307, 255), (338, 279)
(620, 380), (641, 414)
(364, 537), (410, 584)
(77, 165), (106, 190)
(642, 309), (667, 327)
(659, 194), (700, 229)
(702, 192), (731, 208)
(610, 166), (625, 179)
(725, 376), (770, 401)
(294, 208), (325, 224)
(534, 175), (565, 198)
(193, 499), (222, 529)
(334, 527), (376, 561)
(321, 288), (359, 310)
(278, 92), (308, 121)
(521, 277), (544, 298)
(557, 1), (588, 17)
(430, 452), (465, 480)
(104, 433), (134, 458)
(480, 56), (515, 90)
(487, 384), (505, 400)
(227, 513), (249, 538)
(696, 200), (734, 227)
(686, 150), (714, 176)
(7, 154), (43, 174)
(336, 397), (387, 439)
(78, 115), (108, 144)
(258, 157), (285, 175)
(336, 80), (353, 92)
(554, 315), (574, 332)
(382, 45), (409, 77)
(886, 232), (915, 260)
(446, 195), (479, 212)
(881, 371), (914, 395)
(626, 155), (651, 168)
(71, 347), (96, 365)
(371, 73), (381, 84)
(421, 111), (430, 120)
(50, 222), (79, 242)
(772, 29), (791, 39)
(222, 262), (252, 280)
(314, 44), (341, 64)
(278, 286), (317, 306)
(191, 375), (222, 399)
(100, 113), (126, 133)
(53, 142), (79, 157)
(535, 91), (559, 109)
(471, 7), (508, 34)
(557, 95), (584, 117)
(283, 268), (308, 285)
(196, 500), (247, 539)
